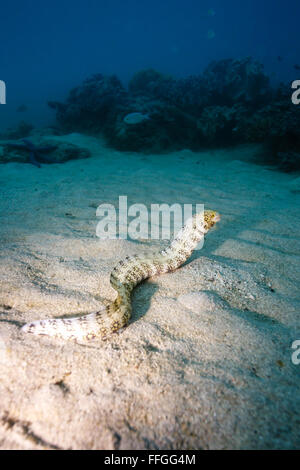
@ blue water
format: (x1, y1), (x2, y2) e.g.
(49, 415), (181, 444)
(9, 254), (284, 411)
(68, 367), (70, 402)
(0, 0), (299, 130)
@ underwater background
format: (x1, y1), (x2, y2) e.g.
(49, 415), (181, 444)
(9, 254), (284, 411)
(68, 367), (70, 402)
(0, 0), (300, 133)
(0, 0), (300, 451)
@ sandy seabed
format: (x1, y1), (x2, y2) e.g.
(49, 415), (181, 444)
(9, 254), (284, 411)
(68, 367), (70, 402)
(0, 133), (299, 449)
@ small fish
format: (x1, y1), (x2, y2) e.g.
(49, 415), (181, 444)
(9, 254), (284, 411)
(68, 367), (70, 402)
(123, 112), (150, 125)
(207, 29), (215, 39)
(294, 64), (300, 71)
(207, 8), (216, 17)
(16, 104), (28, 112)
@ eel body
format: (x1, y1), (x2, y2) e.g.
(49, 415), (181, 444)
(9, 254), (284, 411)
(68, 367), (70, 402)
(21, 210), (220, 341)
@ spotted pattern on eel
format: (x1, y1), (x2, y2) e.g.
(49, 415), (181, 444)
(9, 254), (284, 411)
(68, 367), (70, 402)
(21, 210), (220, 341)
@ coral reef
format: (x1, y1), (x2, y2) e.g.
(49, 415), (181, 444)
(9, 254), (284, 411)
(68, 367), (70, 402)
(201, 57), (271, 107)
(239, 87), (300, 141)
(128, 68), (174, 100)
(47, 57), (300, 170)
(196, 105), (244, 145)
(48, 74), (127, 133)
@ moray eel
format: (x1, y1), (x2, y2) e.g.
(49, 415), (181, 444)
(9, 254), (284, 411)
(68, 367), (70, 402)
(21, 210), (220, 341)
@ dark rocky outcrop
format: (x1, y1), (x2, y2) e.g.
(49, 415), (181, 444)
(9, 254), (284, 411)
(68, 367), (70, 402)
(47, 57), (300, 170)
(0, 138), (91, 165)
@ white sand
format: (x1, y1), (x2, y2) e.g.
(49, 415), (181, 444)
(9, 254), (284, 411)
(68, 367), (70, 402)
(0, 134), (299, 449)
